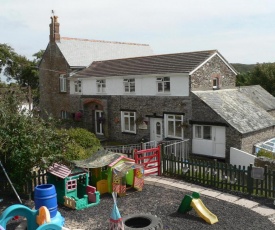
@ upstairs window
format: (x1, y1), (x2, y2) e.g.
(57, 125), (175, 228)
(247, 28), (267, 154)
(213, 77), (219, 89)
(74, 80), (82, 93)
(121, 111), (136, 133)
(123, 78), (135, 93)
(59, 74), (67, 92)
(96, 79), (106, 93)
(157, 77), (170, 93)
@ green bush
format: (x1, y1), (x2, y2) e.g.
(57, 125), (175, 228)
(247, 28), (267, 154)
(257, 149), (274, 159)
(64, 128), (101, 160)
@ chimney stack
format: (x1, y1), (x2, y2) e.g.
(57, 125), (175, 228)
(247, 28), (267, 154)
(49, 16), (60, 42)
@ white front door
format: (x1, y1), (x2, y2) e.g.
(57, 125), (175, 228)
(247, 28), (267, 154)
(95, 110), (103, 135)
(150, 118), (163, 143)
(213, 126), (225, 158)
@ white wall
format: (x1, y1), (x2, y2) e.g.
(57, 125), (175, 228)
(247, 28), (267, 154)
(70, 73), (189, 96)
(230, 147), (256, 168)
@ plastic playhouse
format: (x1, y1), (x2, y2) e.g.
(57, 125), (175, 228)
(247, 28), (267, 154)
(178, 192), (218, 224)
(73, 149), (144, 197)
(47, 163), (100, 210)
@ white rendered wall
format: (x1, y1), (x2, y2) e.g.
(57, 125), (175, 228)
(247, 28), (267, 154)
(230, 147), (256, 168)
(70, 73), (189, 96)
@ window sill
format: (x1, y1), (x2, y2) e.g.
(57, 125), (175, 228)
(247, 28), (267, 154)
(122, 131), (136, 135)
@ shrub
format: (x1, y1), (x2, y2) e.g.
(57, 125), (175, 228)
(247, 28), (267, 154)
(257, 149), (274, 159)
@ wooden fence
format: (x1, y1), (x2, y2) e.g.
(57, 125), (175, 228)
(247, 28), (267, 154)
(2, 152), (275, 200)
(162, 154), (275, 199)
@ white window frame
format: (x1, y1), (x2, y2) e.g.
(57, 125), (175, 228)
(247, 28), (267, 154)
(164, 114), (184, 139)
(123, 78), (135, 93)
(157, 77), (170, 93)
(74, 79), (82, 93)
(59, 74), (67, 92)
(121, 111), (136, 134)
(61, 110), (68, 119)
(96, 79), (106, 93)
(193, 125), (212, 140)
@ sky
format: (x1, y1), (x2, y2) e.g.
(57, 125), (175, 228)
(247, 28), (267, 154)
(0, 0), (275, 64)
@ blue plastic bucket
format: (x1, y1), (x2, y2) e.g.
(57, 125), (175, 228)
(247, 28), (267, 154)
(34, 184), (58, 218)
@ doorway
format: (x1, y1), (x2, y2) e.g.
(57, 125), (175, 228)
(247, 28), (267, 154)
(95, 110), (103, 135)
(150, 118), (163, 143)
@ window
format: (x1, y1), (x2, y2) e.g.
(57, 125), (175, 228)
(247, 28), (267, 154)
(165, 114), (184, 139)
(61, 110), (68, 119)
(74, 80), (82, 93)
(123, 78), (135, 93)
(213, 77), (219, 89)
(66, 179), (77, 191)
(194, 125), (212, 140)
(157, 77), (170, 93)
(59, 74), (66, 92)
(96, 79), (106, 93)
(121, 111), (136, 133)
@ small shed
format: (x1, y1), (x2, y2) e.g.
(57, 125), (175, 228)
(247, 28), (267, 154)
(74, 149), (144, 196)
(47, 163), (100, 210)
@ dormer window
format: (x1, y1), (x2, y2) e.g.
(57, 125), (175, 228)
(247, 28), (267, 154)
(213, 77), (219, 90)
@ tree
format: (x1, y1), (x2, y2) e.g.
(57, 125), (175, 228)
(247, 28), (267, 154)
(236, 63), (275, 96)
(0, 87), (69, 189)
(0, 87), (101, 190)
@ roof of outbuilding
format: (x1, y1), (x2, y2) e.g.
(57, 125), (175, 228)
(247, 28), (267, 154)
(72, 50), (232, 78)
(239, 85), (275, 111)
(55, 37), (154, 67)
(192, 87), (275, 134)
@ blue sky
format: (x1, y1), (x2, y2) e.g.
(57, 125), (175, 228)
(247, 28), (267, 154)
(0, 0), (275, 64)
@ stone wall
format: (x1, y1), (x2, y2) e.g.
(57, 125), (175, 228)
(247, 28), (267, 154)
(241, 127), (275, 154)
(78, 95), (192, 143)
(39, 42), (72, 119)
(191, 55), (236, 91)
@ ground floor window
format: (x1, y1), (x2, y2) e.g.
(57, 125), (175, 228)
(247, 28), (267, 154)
(61, 110), (68, 119)
(194, 125), (212, 140)
(164, 114), (184, 139)
(121, 111), (136, 133)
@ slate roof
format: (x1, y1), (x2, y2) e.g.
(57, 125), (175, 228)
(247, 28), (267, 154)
(72, 50), (227, 78)
(239, 85), (275, 111)
(55, 37), (154, 67)
(192, 87), (275, 134)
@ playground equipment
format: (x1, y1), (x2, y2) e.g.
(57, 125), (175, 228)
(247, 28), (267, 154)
(47, 163), (100, 210)
(73, 150), (144, 197)
(178, 192), (218, 224)
(0, 205), (64, 230)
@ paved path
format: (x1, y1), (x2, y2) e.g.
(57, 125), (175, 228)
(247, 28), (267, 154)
(144, 175), (275, 225)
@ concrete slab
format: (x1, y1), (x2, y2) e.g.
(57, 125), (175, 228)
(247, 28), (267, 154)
(252, 206), (275, 216)
(201, 189), (222, 198)
(216, 193), (239, 203)
(234, 198), (259, 209)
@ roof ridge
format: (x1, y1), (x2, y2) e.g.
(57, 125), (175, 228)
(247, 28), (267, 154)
(60, 37), (149, 46)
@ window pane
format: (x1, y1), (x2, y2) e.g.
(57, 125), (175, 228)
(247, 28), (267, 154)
(203, 126), (212, 140)
(195, 126), (202, 138)
(175, 121), (182, 137)
(156, 122), (161, 135)
(168, 120), (174, 135)
(164, 82), (170, 92)
(125, 117), (129, 130)
(130, 116), (135, 131)
(158, 82), (163, 92)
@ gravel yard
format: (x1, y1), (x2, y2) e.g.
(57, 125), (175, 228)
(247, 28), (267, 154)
(2, 182), (275, 230)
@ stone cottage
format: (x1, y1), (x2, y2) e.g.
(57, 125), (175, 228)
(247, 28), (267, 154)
(39, 16), (275, 162)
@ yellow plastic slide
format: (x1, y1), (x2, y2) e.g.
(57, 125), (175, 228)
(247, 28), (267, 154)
(191, 199), (218, 224)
